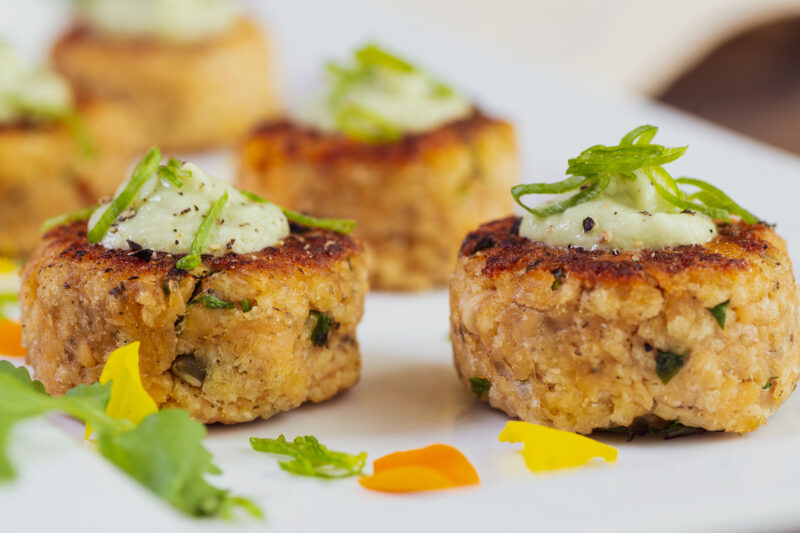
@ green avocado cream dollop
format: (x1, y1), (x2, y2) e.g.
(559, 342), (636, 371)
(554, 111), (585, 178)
(75, 0), (238, 42)
(89, 161), (289, 255)
(295, 43), (472, 142)
(0, 46), (73, 125)
(519, 171), (717, 250)
(513, 125), (758, 252)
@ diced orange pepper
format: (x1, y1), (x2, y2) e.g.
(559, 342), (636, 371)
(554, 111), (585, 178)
(359, 444), (479, 493)
(0, 319), (25, 357)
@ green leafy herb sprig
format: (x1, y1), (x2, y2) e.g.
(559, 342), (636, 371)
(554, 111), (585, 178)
(0, 361), (261, 519)
(325, 43), (457, 143)
(512, 125), (759, 223)
(250, 435), (366, 479)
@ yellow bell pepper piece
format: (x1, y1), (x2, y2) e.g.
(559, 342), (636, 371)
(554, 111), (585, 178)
(85, 341), (158, 438)
(0, 257), (16, 274)
(499, 421), (617, 473)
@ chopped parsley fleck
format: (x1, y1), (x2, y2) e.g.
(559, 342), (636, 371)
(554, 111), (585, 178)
(551, 267), (564, 290)
(190, 294), (235, 309)
(709, 300), (730, 329)
(469, 377), (491, 397)
(309, 310), (331, 347)
(655, 349), (688, 384)
(763, 377), (778, 390)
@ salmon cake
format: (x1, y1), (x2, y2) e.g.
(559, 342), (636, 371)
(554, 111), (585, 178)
(450, 126), (800, 434)
(20, 149), (367, 424)
(238, 43), (518, 291)
(53, 0), (278, 151)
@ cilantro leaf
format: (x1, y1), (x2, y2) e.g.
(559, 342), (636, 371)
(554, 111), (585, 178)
(0, 363), (52, 480)
(655, 349), (688, 384)
(0, 362), (260, 519)
(469, 377), (491, 397)
(250, 435), (366, 479)
(99, 409), (261, 518)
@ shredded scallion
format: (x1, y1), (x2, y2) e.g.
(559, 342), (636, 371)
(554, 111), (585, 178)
(87, 147), (162, 244)
(176, 191), (228, 271)
(241, 191), (355, 234)
(40, 205), (97, 233)
(512, 125), (759, 223)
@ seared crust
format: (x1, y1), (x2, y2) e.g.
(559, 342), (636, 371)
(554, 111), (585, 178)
(238, 111), (519, 290)
(450, 217), (800, 433)
(461, 216), (770, 281)
(0, 99), (141, 258)
(52, 18), (278, 151)
(21, 221), (368, 424)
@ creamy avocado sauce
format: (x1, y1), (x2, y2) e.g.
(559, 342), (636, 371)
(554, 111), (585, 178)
(297, 69), (472, 135)
(89, 162), (289, 255)
(0, 46), (73, 124)
(75, 0), (238, 42)
(519, 171), (717, 250)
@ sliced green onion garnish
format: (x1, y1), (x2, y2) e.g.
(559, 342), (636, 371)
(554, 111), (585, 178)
(647, 175), (730, 221)
(189, 294), (235, 309)
(619, 124), (658, 147)
(355, 43), (415, 72)
(334, 105), (401, 144)
(566, 144), (687, 177)
(156, 158), (188, 188)
(241, 191), (355, 234)
(514, 125), (758, 224)
(40, 205), (97, 233)
(60, 111), (96, 157)
(176, 191), (228, 271)
(675, 177), (758, 223)
(516, 175), (610, 218)
(87, 146), (161, 244)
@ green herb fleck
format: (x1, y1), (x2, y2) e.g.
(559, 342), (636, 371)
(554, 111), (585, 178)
(40, 205), (97, 233)
(309, 310), (331, 347)
(250, 434), (366, 479)
(551, 267), (564, 290)
(240, 299), (252, 313)
(604, 416), (706, 441)
(763, 376), (778, 390)
(190, 294), (235, 309)
(176, 191), (228, 270)
(709, 300), (730, 329)
(87, 147), (162, 244)
(0, 361), (259, 519)
(469, 377), (490, 397)
(655, 349), (688, 384)
(241, 190), (355, 234)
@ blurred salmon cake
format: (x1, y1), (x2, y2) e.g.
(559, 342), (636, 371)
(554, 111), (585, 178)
(450, 126), (800, 435)
(0, 45), (139, 258)
(52, 0), (278, 151)
(238, 44), (518, 291)
(20, 149), (367, 424)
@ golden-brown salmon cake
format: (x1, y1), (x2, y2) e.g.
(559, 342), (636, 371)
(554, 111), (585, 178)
(237, 111), (518, 291)
(450, 216), (800, 434)
(20, 220), (368, 424)
(52, 18), (278, 151)
(0, 99), (140, 258)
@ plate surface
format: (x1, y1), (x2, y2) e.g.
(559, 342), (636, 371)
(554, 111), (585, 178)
(3, 2), (800, 532)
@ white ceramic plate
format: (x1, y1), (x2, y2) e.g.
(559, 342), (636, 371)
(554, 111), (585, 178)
(3, 2), (800, 532)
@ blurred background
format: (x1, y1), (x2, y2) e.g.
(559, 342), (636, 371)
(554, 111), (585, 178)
(379, 0), (800, 154)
